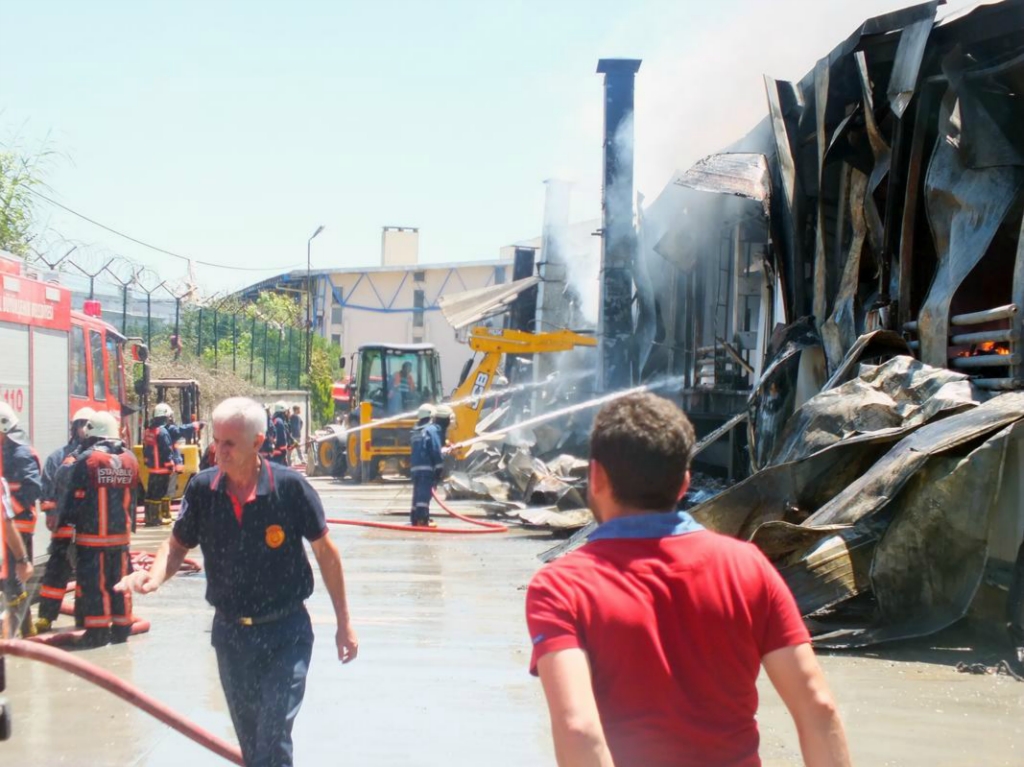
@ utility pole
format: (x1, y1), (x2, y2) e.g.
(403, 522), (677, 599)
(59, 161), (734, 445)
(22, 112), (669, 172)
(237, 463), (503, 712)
(306, 225), (325, 375)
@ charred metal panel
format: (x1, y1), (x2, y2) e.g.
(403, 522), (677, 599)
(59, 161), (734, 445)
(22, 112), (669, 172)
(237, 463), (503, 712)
(634, 193), (657, 378)
(596, 58), (641, 392)
(887, 6), (939, 118)
(764, 76), (807, 322)
(917, 69), (1024, 368)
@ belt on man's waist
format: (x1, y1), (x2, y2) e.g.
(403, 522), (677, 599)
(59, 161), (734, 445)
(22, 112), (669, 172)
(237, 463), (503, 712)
(219, 604), (303, 627)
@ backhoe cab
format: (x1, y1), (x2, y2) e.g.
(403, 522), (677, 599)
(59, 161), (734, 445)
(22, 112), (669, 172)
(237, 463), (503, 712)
(312, 344), (443, 482)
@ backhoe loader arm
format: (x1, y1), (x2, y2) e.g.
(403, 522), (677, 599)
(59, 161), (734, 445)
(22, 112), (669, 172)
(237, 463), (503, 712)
(447, 327), (596, 456)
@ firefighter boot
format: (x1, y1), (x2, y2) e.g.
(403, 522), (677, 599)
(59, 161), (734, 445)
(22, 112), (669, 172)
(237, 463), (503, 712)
(8, 592), (35, 638)
(33, 617), (52, 635)
(160, 498), (172, 525)
(144, 500), (161, 527)
(75, 628), (111, 650)
(19, 611), (36, 639)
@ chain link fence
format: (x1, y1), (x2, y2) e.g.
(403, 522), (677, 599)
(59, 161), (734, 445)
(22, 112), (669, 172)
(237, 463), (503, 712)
(26, 255), (304, 390)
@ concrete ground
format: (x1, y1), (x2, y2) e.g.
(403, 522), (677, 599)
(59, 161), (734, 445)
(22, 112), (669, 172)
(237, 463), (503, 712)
(2, 476), (1023, 766)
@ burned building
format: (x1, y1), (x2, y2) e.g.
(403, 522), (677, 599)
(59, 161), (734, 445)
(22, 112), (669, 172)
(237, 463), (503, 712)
(631, 0), (1024, 648)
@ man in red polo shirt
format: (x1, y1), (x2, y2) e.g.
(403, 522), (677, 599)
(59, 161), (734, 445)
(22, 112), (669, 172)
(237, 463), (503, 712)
(526, 392), (850, 767)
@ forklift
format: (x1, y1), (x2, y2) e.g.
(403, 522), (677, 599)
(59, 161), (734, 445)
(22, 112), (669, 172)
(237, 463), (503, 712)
(132, 378), (203, 501)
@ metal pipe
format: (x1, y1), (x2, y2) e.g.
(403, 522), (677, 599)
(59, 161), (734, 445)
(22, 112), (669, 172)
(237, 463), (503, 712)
(949, 353), (1019, 369)
(908, 340), (920, 350)
(196, 308), (203, 357)
(249, 314), (256, 381)
(275, 328), (283, 389)
(306, 225), (325, 375)
(263, 321), (270, 388)
(950, 304), (1019, 326)
(949, 328), (1018, 346)
(596, 58), (642, 392)
(972, 378), (1024, 390)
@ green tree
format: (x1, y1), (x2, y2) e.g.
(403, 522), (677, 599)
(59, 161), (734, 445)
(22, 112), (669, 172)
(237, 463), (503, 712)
(0, 148), (46, 256)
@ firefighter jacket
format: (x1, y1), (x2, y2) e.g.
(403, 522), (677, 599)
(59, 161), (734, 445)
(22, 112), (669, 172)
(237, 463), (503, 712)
(1, 427), (43, 534)
(410, 422), (443, 474)
(42, 441), (81, 540)
(260, 413), (274, 456)
(58, 440), (139, 548)
(143, 424), (181, 474)
(168, 422), (200, 444)
(271, 416), (290, 456)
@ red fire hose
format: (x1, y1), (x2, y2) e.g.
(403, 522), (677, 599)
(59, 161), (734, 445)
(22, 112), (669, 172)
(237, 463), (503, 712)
(325, 490), (508, 534)
(0, 639), (243, 764)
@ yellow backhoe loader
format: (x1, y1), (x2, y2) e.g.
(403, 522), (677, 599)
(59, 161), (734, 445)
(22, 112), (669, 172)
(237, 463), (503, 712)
(308, 327), (596, 482)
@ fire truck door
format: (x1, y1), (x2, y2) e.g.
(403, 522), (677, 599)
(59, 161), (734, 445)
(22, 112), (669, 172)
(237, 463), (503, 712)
(0, 322), (29, 428)
(31, 328), (70, 459)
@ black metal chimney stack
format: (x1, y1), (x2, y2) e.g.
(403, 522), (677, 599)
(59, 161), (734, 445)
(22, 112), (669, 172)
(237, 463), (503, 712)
(596, 58), (641, 392)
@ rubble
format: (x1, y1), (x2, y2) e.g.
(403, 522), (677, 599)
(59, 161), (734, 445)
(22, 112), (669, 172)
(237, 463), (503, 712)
(442, 446), (593, 530)
(693, 356), (1024, 648)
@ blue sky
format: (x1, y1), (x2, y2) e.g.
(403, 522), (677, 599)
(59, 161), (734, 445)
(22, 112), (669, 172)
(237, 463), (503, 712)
(1, 0), (975, 293)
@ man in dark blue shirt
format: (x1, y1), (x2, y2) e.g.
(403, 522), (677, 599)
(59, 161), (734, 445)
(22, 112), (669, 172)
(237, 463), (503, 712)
(288, 405), (304, 466)
(117, 396), (358, 767)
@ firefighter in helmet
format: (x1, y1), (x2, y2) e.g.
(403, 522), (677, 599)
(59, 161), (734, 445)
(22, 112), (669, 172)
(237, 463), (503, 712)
(0, 401), (43, 636)
(433, 404), (456, 448)
(270, 401), (291, 465)
(57, 411), (140, 648)
(409, 404), (443, 527)
(34, 406), (95, 633)
(143, 402), (182, 526)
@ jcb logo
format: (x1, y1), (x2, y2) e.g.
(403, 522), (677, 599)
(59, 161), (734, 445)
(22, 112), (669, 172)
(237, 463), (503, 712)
(470, 373), (489, 411)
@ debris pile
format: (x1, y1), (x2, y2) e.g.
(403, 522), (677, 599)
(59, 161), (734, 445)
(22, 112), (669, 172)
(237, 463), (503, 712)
(443, 446), (591, 532)
(695, 354), (1024, 648)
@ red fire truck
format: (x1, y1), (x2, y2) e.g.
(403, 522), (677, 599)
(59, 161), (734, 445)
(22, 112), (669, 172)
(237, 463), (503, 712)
(0, 251), (137, 466)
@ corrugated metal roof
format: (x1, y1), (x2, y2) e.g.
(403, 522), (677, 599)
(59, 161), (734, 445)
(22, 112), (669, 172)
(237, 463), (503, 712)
(437, 276), (540, 330)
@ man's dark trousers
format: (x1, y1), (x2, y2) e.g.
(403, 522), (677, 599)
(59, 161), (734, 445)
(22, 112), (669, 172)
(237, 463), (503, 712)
(410, 471), (434, 525)
(3, 535), (33, 635)
(38, 537), (74, 623)
(213, 608), (314, 767)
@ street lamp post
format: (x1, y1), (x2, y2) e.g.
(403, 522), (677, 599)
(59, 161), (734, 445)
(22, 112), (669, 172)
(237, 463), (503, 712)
(306, 224), (325, 375)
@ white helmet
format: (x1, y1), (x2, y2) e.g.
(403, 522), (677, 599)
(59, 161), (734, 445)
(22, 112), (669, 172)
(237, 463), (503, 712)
(273, 400), (288, 414)
(417, 404), (436, 420)
(0, 402), (17, 433)
(72, 406), (97, 423)
(84, 411), (119, 440)
(434, 404), (454, 421)
(153, 402), (174, 419)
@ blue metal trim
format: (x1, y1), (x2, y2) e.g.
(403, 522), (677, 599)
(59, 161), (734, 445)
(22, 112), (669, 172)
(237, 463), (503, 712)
(386, 271), (410, 309)
(429, 269), (455, 308)
(336, 303), (440, 314)
(365, 273), (387, 308)
(347, 272), (367, 303)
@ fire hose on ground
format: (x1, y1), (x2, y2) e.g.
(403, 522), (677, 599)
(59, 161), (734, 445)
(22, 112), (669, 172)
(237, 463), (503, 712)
(324, 489), (508, 534)
(1, 492), (500, 761)
(0, 639), (244, 764)
(1, 552), (242, 763)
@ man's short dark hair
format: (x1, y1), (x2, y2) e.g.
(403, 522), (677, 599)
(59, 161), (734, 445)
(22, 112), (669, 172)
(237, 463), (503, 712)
(590, 392), (696, 510)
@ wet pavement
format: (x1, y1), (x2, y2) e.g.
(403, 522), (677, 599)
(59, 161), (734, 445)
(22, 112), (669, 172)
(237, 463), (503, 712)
(3, 476), (1024, 765)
